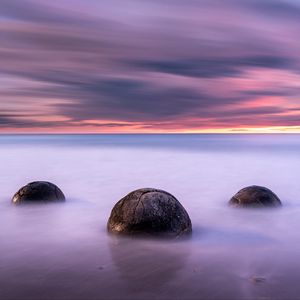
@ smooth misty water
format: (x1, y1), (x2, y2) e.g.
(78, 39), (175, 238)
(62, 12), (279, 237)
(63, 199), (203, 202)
(1, 134), (300, 300)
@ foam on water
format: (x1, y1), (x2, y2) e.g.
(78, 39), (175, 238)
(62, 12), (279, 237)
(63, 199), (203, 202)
(0, 134), (300, 299)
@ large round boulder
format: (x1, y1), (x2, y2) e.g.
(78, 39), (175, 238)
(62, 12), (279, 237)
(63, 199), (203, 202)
(229, 185), (281, 208)
(107, 188), (192, 238)
(12, 181), (65, 204)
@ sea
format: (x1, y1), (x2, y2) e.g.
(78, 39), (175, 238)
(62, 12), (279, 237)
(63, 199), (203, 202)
(1, 134), (300, 300)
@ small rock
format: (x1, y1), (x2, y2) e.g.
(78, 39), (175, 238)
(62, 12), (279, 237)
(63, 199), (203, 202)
(107, 188), (192, 238)
(250, 276), (266, 284)
(229, 185), (281, 208)
(12, 181), (65, 204)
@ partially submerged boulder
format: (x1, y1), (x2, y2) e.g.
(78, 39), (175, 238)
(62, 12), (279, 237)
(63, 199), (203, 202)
(12, 181), (65, 204)
(107, 188), (192, 238)
(229, 185), (281, 208)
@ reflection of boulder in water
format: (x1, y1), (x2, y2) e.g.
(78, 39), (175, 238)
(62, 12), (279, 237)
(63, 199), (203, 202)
(109, 237), (189, 292)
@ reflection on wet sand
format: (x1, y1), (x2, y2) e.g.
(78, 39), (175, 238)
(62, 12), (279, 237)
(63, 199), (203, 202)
(108, 236), (189, 293)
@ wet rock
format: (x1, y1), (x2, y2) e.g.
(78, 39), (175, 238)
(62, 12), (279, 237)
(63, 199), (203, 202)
(107, 188), (192, 238)
(249, 276), (266, 284)
(229, 185), (281, 208)
(12, 181), (65, 204)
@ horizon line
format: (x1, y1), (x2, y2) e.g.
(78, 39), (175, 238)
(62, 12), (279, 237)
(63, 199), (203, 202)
(1, 126), (300, 134)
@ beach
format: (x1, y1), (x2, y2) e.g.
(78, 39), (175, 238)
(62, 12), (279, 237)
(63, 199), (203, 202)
(1, 134), (300, 299)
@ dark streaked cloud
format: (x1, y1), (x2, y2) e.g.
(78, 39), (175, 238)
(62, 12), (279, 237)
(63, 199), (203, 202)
(129, 56), (291, 78)
(10, 78), (208, 121)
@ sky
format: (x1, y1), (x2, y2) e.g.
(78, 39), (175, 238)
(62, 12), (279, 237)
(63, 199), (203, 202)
(1, 0), (300, 133)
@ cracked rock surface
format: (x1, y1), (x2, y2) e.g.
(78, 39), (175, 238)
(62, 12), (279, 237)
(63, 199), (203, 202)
(229, 185), (281, 208)
(107, 188), (192, 238)
(12, 181), (65, 204)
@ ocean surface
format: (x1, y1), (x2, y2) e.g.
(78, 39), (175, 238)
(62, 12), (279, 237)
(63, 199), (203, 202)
(1, 134), (300, 300)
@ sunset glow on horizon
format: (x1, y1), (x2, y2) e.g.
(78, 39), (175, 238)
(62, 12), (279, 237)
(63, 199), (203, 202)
(1, 0), (300, 133)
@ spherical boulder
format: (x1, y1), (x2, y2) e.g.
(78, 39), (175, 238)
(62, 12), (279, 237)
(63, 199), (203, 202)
(107, 188), (192, 238)
(229, 185), (281, 208)
(12, 181), (65, 204)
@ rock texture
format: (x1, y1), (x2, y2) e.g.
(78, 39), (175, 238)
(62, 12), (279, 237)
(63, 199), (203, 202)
(107, 188), (192, 237)
(229, 185), (281, 208)
(12, 181), (65, 204)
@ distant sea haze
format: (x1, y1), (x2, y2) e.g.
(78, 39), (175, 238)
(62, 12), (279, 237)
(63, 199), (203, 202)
(0, 134), (300, 299)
